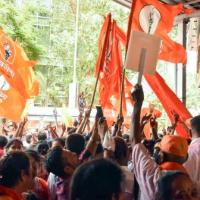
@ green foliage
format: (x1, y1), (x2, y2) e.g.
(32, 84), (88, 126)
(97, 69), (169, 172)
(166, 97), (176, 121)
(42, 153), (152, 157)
(0, 0), (42, 60)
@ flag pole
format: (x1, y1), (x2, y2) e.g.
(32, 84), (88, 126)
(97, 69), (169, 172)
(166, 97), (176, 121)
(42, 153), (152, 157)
(81, 14), (112, 132)
(118, 6), (134, 120)
(119, 67), (126, 117)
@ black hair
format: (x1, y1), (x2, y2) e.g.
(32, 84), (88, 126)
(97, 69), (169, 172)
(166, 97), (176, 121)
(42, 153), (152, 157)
(155, 171), (190, 200)
(122, 134), (130, 143)
(67, 127), (77, 135)
(5, 138), (23, 150)
(45, 147), (65, 178)
(0, 151), (30, 187)
(35, 141), (49, 156)
(96, 143), (104, 155)
(142, 139), (156, 156)
(0, 135), (8, 148)
(26, 134), (32, 144)
(25, 149), (41, 162)
(52, 138), (66, 148)
(26, 192), (39, 200)
(114, 137), (128, 164)
(66, 134), (85, 155)
(73, 120), (79, 128)
(37, 132), (47, 141)
(70, 159), (124, 200)
(191, 115), (200, 136)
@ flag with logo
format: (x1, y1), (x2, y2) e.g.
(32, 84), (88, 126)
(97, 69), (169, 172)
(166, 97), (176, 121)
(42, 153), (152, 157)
(127, 0), (192, 63)
(0, 28), (39, 121)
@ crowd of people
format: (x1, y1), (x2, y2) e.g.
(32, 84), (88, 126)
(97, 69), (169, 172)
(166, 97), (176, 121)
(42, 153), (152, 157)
(0, 85), (199, 200)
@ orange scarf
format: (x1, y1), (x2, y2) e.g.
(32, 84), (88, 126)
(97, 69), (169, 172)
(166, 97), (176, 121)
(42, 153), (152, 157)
(160, 162), (187, 173)
(0, 185), (23, 200)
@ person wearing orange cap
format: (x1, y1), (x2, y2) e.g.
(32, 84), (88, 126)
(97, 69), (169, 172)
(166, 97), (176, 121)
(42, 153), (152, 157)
(184, 115), (200, 190)
(153, 135), (188, 172)
(130, 85), (189, 200)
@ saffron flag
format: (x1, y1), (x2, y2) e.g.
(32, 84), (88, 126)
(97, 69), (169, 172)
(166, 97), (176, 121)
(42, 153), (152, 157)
(97, 17), (133, 122)
(127, 0), (192, 63)
(0, 75), (26, 122)
(0, 28), (39, 121)
(95, 13), (112, 76)
(0, 28), (39, 98)
(144, 72), (192, 138)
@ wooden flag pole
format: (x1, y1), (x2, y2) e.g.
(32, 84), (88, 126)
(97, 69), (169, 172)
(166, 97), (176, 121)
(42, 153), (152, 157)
(137, 48), (147, 85)
(119, 67), (126, 117)
(81, 71), (100, 132)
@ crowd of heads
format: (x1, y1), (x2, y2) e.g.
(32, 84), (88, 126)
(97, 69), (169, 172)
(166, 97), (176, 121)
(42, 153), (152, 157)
(0, 90), (200, 200)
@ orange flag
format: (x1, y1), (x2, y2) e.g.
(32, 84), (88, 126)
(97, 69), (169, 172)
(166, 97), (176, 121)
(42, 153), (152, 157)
(0, 28), (39, 98)
(0, 28), (39, 121)
(0, 75), (26, 122)
(108, 13), (191, 136)
(144, 72), (192, 138)
(127, 0), (192, 63)
(97, 17), (133, 121)
(95, 13), (112, 76)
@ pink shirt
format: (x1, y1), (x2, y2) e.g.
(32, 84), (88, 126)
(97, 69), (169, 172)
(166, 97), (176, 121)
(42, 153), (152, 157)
(184, 138), (200, 189)
(132, 144), (187, 200)
(132, 144), (160, 200)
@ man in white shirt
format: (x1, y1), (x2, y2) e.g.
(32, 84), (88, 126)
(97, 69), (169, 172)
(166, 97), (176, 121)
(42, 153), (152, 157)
(184, 115), (200, 189)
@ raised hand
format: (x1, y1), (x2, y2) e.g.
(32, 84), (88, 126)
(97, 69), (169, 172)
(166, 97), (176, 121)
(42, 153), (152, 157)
(61, 123), (66, 133)
(150, 117), (157, 129)
(131, 84), (144, 103)
(141, 113), (152, 126)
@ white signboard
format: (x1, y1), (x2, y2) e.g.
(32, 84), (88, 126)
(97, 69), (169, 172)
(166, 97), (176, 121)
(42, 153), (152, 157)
(125, 31), (161, 75)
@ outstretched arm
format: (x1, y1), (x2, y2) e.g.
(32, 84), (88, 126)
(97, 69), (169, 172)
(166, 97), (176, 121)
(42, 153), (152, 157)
(130, 84), (144, 145)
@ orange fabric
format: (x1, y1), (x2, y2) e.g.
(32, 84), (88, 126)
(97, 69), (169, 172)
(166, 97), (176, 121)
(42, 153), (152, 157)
(127, 0), (192, 63)
(141, 108), (162, 139)
(97, 17), (133, 122)
(33, 177), (49, 200)
(144, 72), (192, 138)
(0, 28), (38, 98)
(116, 22), (191, 137)
(141, 108), (162, 119)
(0, 29), (26, 97)
(160, 162), (186, 173)
(158, 135), (188, 157)
(0, 86), (26, 122)
(0, 185), (23, 200)
(0, 28), (39, 121)
(95, 13), (112, 76)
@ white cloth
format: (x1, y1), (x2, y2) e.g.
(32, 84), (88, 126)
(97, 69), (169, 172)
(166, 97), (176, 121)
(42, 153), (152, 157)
(184, 138), (200, 189)
(47, 173), (57, 200)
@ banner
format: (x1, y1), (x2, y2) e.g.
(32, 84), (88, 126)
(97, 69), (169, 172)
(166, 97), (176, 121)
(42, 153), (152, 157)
(127, 0), (192, 63)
